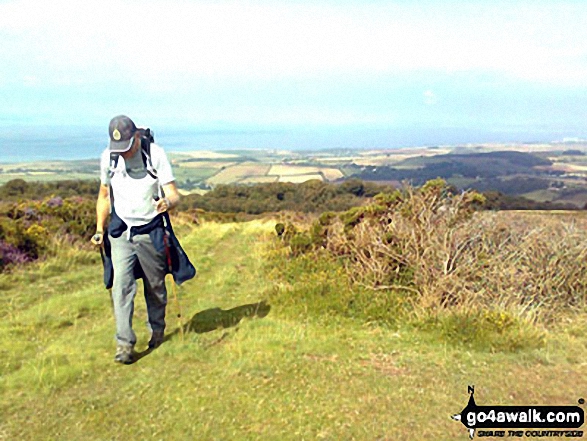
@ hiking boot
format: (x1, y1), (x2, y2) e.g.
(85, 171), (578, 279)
(114, 345), (135, 364)
(148, 330), (165, 349)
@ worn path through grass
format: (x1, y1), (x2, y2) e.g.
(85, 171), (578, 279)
(0, 220), (586, 440)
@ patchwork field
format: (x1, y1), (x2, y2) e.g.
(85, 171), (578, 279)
(268, 165), (344, 181)
(239, 176), (279, 184)
(176, 161), (237, 169)
(202, 162), (347, 186)
(205, 163), (272, 185)
(172, 150), (241, 159)
(3, 143), (587, 205)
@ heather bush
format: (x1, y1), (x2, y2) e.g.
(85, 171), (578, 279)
(0, 196), (96, 270)
(0, 240), (32, 269)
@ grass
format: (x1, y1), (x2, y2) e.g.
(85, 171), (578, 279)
(1, 219), (586, 440)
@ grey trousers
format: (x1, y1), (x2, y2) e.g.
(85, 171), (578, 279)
(109, 232), (168, 347)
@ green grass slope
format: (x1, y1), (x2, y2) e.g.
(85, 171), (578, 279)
(1, 221), (586, 440)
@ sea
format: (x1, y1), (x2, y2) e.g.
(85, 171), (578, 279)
(0, 125), (584, 163)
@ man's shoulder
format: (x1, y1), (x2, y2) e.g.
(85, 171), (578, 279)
(149, 142), (165, 155)
(100, 148), (111, 164)
(149, 143), (169, 162)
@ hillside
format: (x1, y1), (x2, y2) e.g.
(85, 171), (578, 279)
(350, 150), (587, 207)
(3, 143), (587, 207)
(352, 151), (553, 183)
(1, 217), (586, 440)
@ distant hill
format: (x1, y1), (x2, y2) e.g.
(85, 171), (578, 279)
(402, 150), (551, 168)
(345, 151), (587, 207)
(351, 151), (554, 184)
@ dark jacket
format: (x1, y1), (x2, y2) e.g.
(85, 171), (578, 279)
(101, 209), (196, 289)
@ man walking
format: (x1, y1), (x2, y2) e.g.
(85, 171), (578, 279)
(92, 115), (182, 364)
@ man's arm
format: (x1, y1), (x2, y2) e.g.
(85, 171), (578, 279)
(157, 181), (181, 213)
(92, 184), (110, 245)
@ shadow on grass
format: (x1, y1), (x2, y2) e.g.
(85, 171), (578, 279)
(130, 300), (271, 364)
(183, 300), (271, 334)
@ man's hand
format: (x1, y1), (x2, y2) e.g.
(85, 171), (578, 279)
(91, 231), (104, 246)
(156, 181), (181, 213)
(155, 197), (172, 213)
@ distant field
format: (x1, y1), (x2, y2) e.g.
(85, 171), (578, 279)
(269, 165), (320, 175)
(313, 156), (357, 163)
(555, 193), (587, 207)
(172, 167), (218, 183)
(553, 163), (587, 173)
(278, 174), (323, 183)
(176, 161), (237, 169)
(268, 165), (343, 181)
(0, 172), (96, 184)
(200, 163), (346, 186)
(352, 150), (453, 167)
(446, 177), (478, 188)
(339, 165), (360, 177)
(206, 163), (272, 185)
(0, 159), (98, 184)
(172, 150), (241, 159)
(520, 189), (557, 202)
(321, 168), (344, 181)
(3, 144), (587, 200)
(351, 156), (395, 166)
(239, 176), (279, 184)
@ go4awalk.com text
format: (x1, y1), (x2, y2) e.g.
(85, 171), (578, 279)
(451, 386), (584, 439)
(477, 430), (583, 438)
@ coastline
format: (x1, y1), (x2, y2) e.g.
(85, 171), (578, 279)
(2, 125), (585, 164)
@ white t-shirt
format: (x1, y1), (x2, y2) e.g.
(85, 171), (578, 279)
(100, 143), (175, 227)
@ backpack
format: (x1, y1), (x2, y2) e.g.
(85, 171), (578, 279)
(108, 128), (158, 179)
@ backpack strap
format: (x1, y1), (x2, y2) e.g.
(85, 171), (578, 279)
(138, 129), (158, 180)
(108, 153), (120, 179)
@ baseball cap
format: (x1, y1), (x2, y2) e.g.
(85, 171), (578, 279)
(108, 115), (137, 152)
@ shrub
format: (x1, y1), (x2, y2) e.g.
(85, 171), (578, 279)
(290, 233), (313, 256)
(0, 195), (97, 271)
(0, 240), (32, 269)
(274, 179), (587, 323)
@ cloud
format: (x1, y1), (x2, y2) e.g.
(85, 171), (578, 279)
(423, 90), (437, 105)
(1, 0), (587, 88)
(1, 0), (587, 127)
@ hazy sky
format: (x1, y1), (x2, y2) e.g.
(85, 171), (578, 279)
(1, 0), (587, 134)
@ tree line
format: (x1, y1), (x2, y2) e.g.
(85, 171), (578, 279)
(0, 178), (579, 213)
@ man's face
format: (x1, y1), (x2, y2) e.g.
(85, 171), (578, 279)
(120, 134), (140, 160)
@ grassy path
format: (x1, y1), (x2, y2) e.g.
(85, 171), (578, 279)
(1, 221), (586, 440)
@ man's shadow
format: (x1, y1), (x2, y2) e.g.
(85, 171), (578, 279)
(132, 300), (270, 362)
(182, 300), (270, 334)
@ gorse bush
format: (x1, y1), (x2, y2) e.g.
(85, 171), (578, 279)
(276, 179), (587, 323)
